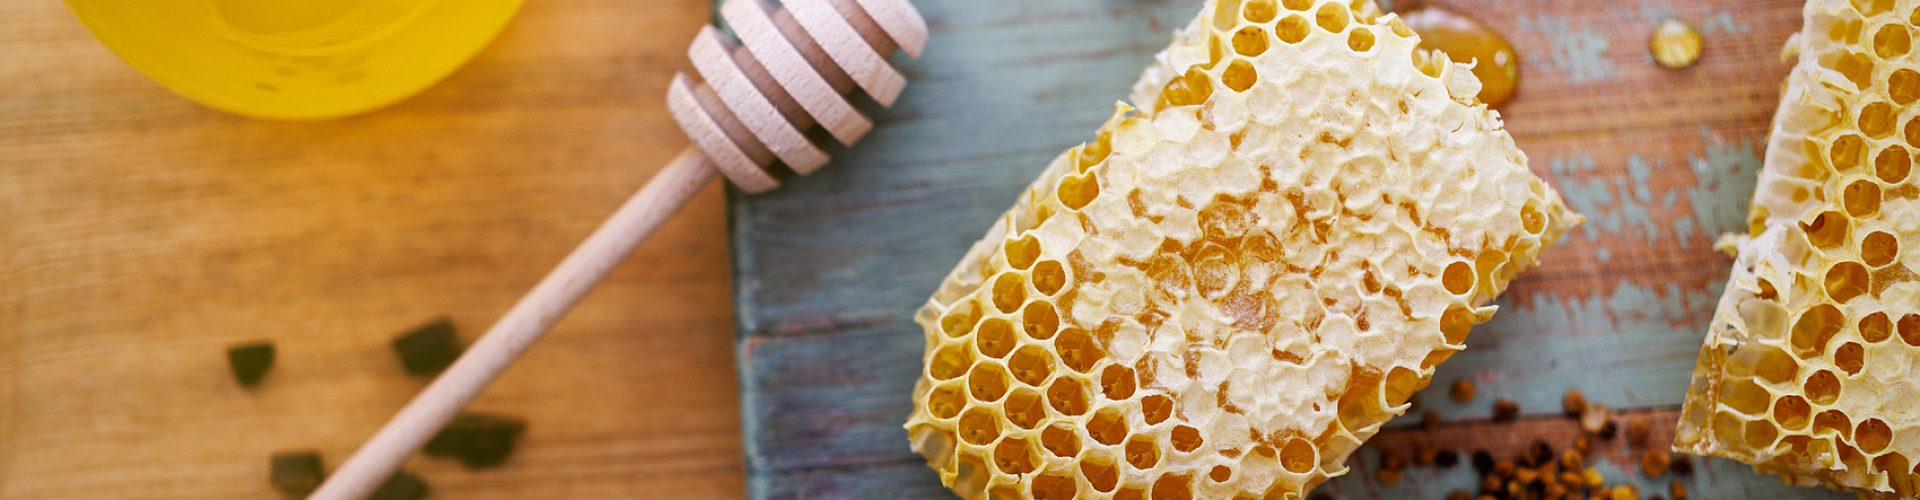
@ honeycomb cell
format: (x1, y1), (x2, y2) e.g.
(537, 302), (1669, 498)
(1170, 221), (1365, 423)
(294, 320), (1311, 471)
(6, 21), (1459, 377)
(1842, 180), (1882, 217)
(1835, 342), (1866, 376)
(1823, 261), (1870, 303)
(1151, 474), (1194, 500)
(930, 344), (972, 380)
(1101, 365), (1138, 400)
(1058, 173), (1101, 210)
(1804, 210), (1851, 249)
(1774, 395), (1813, 430)
(1210, 465), (1234, 483)
(1192, 250), (1237, 299)
(1125, 436), (1161, 469)
(1833, 134), (1868, 172)
(1244, 0), (1277, 23)
(1348, 28), (1375, 52)
(1009, 346), (1055, 386)
(1909, 117), (1920, 148)
(969, 364), (1010, 403)
(1158, 67), (1214, 108)
(995, 438), (1038, 475)
(1006, 235), (1041, 271)
(1815, 409), (1853, 438)
(1031, 473), (1077, 500)
(1382, 366), (1420, 408)
(1089, 407), (1130, 445)
(1440, 305), (1474, 345)
(1857, 418), (1893, 454)
(1042, 423), (1081, 458)
(1860, 102), (1897, 138)
(1141, 395), (1174, 425)
(1745, 419), (1780, 449)
(929, 383), (968, 419)
(1865, 232), (1902, 268)
(941, 301), (981, 337)
(1078, 133), (1112, 171)
(1721, 377), (1775, 415)
(1170, 425), (1204, 452)
(1442, 261), (1474, 295)
(1047, 377), (1090, 416)
(1280, 437), (1316, 473)
(1742, 344), (1801, 384)
(1791, 304), (1844, 359)
(991, 273), (1027, 313)
(1006, 388), (1047, 429)
(1022, 303), (1061, 340)
(1892, 69), (1920, 105)
(1873, 24), (1911, 58)
(1054, 328), (1103, 373)
(1082, 454), (1119, 492)
(960, 408), (1002, 445)
(1856, 0), (1893, 16)
(1860, 311), (1893, 343)
(1901, 314), (1920, 346)
(1874, 146), (1910, 183)
(1804, 369), (1842, 405)
(1314, 2), (1349, 33)
(1212, 0), (1245, 29)
(1276, 14), (1310, 44)
(1199, 201), (1252, 240)
(1233, 26), (1270, 57)
(1031, 261), (1068, 297)
(1832, 51), (1876, 90)
(977, 318), (1017, 359)
(1223, 59), (1258, 92)
(1521, 203), (1547, 234)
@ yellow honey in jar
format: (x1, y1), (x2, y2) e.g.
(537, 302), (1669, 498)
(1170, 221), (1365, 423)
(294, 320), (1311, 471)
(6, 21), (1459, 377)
(65, 0), (521, 120)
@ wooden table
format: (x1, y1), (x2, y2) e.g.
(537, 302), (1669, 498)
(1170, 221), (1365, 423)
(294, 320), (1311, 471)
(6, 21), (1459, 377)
(728, 0), (1851, 498)
(1, 1), (746, 498)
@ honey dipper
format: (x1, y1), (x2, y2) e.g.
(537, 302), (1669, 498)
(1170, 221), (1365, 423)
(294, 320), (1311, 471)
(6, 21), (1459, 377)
(311, 0), (925, 497)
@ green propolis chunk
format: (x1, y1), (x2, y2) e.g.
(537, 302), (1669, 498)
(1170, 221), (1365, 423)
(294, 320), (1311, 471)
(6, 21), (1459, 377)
(391, 317), (463, 377)
(424, 412), (528, 469)
(228, 341), (276, 388)
(369, 470), (430, 500)
(268, 450), (324, 497)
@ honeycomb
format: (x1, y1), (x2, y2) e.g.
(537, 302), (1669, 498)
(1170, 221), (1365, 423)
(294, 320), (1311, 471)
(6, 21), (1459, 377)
(1674, 0), (1920, 496)
(903, 1), (1584, 498)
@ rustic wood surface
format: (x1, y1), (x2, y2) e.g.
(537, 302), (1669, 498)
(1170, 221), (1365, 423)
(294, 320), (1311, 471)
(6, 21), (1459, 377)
(728, 0), (1852, 498)
(1, 0), (748, 498)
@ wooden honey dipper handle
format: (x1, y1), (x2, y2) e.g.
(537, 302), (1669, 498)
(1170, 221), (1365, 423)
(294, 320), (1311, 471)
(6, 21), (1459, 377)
(312, 0), (924, 498)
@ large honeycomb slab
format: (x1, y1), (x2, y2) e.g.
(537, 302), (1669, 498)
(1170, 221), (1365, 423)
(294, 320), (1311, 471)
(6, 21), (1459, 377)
(903, 0), (1582, 498)
(1675, 0), (1920, 496)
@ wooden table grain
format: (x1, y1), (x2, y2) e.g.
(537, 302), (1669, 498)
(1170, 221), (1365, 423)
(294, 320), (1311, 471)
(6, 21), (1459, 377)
(727, 0), (1851, 498)
(1, 1), (746, 498)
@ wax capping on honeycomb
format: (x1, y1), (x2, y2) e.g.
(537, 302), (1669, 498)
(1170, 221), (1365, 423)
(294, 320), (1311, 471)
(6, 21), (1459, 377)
(902, 0), (1583, 497)
(1674, 0), (1920, 495)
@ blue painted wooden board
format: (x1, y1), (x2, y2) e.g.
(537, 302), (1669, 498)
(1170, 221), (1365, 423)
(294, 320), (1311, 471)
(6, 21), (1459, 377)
(726, 0), (1846, 497)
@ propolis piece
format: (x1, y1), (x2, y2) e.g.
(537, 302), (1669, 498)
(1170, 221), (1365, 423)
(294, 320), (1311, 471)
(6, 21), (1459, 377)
(1674, 0), (1920, 495)
(368, 470), (429, 500)
(269, 450), (325, 498)
(903, 0), (1582, 497)
(423, 412), (528, 469)
(391, 317), (463, 377)
(228, 341), (276, 388)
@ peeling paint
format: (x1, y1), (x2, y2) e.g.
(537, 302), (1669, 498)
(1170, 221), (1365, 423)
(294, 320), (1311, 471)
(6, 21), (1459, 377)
(1542, 129), (1763, 250)
(1681, 128), (1764, 243)
(1519, 15), (1619, 83)
(1702, 11), (1753, 36)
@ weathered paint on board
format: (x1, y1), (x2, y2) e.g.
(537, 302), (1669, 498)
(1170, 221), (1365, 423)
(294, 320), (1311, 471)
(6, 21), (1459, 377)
(727, 0), (1846, 497)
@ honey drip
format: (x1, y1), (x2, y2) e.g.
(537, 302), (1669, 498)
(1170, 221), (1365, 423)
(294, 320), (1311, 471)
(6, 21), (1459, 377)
(1398, 7), (1520, 108)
